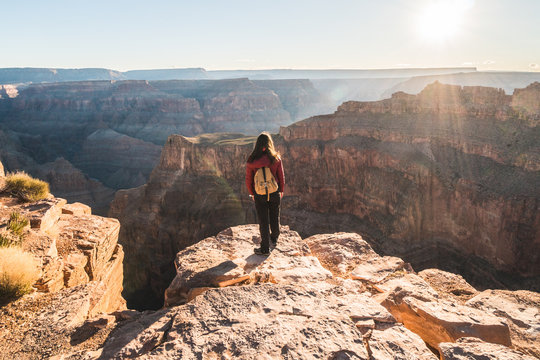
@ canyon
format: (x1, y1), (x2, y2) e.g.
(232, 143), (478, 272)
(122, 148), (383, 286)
(110, 82), (540, 310)
(2, 68), (539, 216)
(0, 78), (327, 212)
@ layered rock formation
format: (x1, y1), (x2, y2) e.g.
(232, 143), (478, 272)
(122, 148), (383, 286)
(110, 82), (540, 308)
(92, 225), (538, 359)
(383, 71), (540, 99)
(0, 78), (327, 209)
(0, 168), (127, 358)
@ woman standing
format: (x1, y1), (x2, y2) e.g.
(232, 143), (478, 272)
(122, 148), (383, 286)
(245, 132), (285, 255)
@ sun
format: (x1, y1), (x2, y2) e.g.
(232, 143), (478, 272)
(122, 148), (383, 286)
(417, 1), (470, 42)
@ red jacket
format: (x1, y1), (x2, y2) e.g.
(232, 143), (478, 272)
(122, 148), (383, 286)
(246, 154), (285, 196)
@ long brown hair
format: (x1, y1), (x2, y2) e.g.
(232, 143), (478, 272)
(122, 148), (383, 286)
(247, 132), (280, 163)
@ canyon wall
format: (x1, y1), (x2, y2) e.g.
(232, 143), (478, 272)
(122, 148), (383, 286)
(110, 82), (540, 309)
(0, 79), (326, 210)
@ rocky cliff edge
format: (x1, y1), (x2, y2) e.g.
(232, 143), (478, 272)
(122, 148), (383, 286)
(95, 224), (539, 359)
(0, 165), (126, 359)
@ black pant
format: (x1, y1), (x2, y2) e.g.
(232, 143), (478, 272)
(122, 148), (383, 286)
(254, 191), (281, 252)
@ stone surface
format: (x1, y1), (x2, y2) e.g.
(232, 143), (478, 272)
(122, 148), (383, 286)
(439, 337), (537, 360)
(466, 289), (540, 358)
(164, 224), (329, 307)
(21, 197), (66, 232)
(103, 284), (432, 359)
(0, 190), (126, 359)
(7, 224), (537, 359)
(418, 268), (478, 302)
(62, 202), (92, 216)
(367, 324), (438, 359)
(351, 256), (410, 284)
(0, 193), (125, 309)
(304, 232), (379, 277)
(378, 273), (511, 351)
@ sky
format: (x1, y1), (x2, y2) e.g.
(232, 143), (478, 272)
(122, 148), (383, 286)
(2, 0), (539, 72)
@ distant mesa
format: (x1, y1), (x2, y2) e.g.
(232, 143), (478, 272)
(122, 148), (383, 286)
(0, 66), (478, 84)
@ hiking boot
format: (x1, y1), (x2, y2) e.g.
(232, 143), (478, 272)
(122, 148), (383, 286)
(254, 247), (270, 256)
(270, 240), (277, 249)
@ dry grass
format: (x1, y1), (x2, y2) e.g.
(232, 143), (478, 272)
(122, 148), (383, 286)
(0, 231), (20, 248)
(7, 212), (29, 238)
(0, 247), (40, 303)
(5, 171), (49, 202)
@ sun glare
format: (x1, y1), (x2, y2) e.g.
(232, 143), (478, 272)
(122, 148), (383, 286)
(417, 1), (471, 42)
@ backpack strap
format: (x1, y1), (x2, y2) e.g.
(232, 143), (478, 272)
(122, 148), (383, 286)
(262, 167), (269, 201)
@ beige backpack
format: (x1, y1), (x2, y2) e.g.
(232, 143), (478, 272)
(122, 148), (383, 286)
(254, 167), (278, 200)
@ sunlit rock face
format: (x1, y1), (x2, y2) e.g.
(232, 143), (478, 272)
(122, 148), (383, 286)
(110, 82), (540, 309)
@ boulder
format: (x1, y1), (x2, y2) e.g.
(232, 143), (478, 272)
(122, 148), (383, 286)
(164, 225), (331, 306)
(439, 337), (537, 360)
(304, 232), (379, 277)
(21, 197), (66, 232)
(351, 256), (411, 284)
(378, 273), (511, 351)
(419, 268), (477, 302)
(367, 324), (438, 359)
(61, 202), (92, 216)
(466, 289), (540, 358)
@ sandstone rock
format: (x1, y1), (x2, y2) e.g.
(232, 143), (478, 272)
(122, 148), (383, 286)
(0, 192), (126, 359)
(0, 160), (4, 177)
(378, 274), (512, 351)
(439, 337), (537, 360)
(511, 81), (540, 126)
(419, 268), (478, 302)
(34, 255), (65, 292)
(0, 280), (124, 359)
(351, 256), (410, 284)
(21, 197), (66, 232)
(164, 224), (330, 307)
(84, 314), (117, 329)
(56, 213), (120, 281)
(466, 289), (540, 358)
(62, 202), (92, 216)
(103, 283), (436, 359)
(304, 232), (379, 277)
(64, 253), (90, 287)
(305, 232), (413, 284)
(367, 324), (438, 359)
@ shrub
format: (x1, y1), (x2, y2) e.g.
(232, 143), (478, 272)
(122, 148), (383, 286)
(0, 231), (20, 248)
(5, 171), (49, 202)
(0, 247), (40, 303)
(8, 212), (29, 238)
